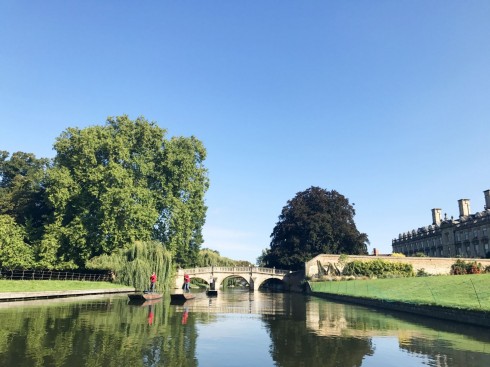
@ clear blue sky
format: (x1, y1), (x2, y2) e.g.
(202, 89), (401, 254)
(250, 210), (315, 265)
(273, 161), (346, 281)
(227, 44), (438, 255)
(2, 1), (490, 263)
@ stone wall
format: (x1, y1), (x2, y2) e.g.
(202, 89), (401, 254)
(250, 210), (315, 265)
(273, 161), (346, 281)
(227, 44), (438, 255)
(305, 254), (490, 278)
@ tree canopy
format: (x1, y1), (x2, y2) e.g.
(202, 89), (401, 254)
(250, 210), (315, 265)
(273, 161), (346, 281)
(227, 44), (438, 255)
(0, 215), (34, 269)
(0, 115), (209, 270)
(0, 151), (51, 243)
(260, 186), (368, 270)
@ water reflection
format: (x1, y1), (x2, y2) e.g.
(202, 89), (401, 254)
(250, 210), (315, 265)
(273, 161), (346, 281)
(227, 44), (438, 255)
(0, 291), (489, 366)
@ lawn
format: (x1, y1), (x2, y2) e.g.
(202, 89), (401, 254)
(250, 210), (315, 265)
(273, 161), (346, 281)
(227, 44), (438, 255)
(0, 280), (133, 292)
(309, 273), (490, 311)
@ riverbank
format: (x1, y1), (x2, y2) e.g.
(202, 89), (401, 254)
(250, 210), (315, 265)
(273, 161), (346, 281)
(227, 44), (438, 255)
(0, 288), (135, 302)
(0, 280), (135, 302)
(308, 273), (490, 327)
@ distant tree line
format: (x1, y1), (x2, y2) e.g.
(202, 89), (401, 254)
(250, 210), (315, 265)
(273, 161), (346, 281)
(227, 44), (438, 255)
(0, 115), (209, 272)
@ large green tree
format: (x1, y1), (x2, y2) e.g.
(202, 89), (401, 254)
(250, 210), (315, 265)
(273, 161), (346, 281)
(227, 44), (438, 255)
(0, 215), (34, 269)
(261, 186), (368, 270)
(39, 115), (208, 268)
(0, 151), (51, 244)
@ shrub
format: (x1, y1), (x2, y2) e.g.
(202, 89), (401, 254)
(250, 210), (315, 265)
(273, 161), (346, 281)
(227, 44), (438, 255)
(450, 260), (483, 275)
(416, 268), (429, 277)
(342, 259), (414, 278)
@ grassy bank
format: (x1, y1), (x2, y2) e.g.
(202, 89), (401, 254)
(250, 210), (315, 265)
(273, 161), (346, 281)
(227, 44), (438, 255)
(309, 273), (490, 311)
(0, 280), (133, 292)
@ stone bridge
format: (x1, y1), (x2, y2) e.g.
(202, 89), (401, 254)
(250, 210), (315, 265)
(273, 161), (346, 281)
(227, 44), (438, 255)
(174, 266), (297, 291)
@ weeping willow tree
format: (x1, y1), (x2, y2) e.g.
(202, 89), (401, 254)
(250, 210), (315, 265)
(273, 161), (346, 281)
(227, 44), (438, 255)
(86, 241), (173, 291)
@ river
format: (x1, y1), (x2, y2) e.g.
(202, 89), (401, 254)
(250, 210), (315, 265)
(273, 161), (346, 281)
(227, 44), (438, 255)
(0, 289), (489, 367)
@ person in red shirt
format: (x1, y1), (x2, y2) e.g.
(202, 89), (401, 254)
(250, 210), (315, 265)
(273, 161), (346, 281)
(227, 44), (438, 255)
(183, 273), (190, 293)
(150, 272), (157, 293)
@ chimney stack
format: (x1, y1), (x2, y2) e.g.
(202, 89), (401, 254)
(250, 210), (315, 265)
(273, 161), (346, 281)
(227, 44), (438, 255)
(484, 190), (490, 210)
(458, 199), (471, 217)
(431, 208), (442, 225)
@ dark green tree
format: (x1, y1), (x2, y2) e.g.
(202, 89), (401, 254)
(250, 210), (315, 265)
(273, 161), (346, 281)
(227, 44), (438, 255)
(0, 151), (51, 244)
(263, 186), (368, 270)
(38, 115), (208, 269)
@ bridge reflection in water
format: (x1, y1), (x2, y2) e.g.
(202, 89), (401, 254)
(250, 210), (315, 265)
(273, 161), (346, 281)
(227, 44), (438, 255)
(172, 289), (288, 315)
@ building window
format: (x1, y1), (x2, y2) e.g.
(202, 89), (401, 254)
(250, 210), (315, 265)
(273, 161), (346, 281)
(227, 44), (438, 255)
(465, 231), (469, 240)
(475, 245), (479, 255)
(456, 233), (460, 241)
(474, 230), (478, 238)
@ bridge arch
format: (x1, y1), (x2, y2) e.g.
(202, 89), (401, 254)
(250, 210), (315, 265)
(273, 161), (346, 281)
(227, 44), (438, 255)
(174, 266), (291, 291)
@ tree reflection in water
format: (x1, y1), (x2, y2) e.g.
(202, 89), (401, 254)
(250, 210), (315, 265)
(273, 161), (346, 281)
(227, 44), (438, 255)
(262, 293), (373, 367)
(1, 291), (490, 367)
(0, 295), (198, 367)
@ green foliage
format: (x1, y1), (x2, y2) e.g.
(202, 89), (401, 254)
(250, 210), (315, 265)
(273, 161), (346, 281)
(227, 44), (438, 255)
(86, 241), (173, 291)
(156, 136), (209, 267)
(1, 117), (208, 271)
(0, 151), (51, 244)
(342, 259), (414, 278)
(0, 215), (34, 269)
(195, 248), (253, 267)
(416, 268), (430, 277)
(196, 248), (236, 267)
(263, 186), (369, 270)
(450, 259), (483, 275)
(256, 248), (269, 267)
(338, 254), (349, 266)
(414, 252), (427, 257)
(40, 115), (208, 268)
(391, 252), (406, 257)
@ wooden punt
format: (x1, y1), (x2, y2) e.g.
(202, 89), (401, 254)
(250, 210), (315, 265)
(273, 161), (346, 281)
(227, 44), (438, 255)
(170, 293), (195, 304)
(206, 289), (218, 297)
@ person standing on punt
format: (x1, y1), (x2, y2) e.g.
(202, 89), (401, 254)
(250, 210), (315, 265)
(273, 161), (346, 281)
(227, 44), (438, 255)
(183, 273), (190, 293)
(150, 272), (157, 293)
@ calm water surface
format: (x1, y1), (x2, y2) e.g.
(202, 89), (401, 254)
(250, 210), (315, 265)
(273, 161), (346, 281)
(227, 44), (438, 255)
(0, 289), (489, 367)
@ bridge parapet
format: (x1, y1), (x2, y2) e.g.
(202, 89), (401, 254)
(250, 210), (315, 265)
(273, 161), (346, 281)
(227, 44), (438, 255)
(177, 266), (289, 276)
(174, 266), (290, 291)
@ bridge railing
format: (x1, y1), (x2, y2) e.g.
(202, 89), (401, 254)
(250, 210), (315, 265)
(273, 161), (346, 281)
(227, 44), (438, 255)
(178, 266), (289, 276)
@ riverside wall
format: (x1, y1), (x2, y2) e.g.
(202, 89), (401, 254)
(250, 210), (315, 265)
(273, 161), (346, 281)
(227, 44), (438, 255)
(305, 254), (490, 278)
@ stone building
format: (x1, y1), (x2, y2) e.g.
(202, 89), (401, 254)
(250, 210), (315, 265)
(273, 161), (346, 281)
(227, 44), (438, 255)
(392, 190), (490, 258)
